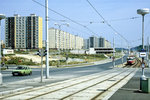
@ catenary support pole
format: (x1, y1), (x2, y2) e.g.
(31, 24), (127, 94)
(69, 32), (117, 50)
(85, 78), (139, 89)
(148, 37), (149, 67)
(45, 0), (49, 78)
(113, 36), (115, 68)
(0, 14), (5, 85)
(0, 20), (2, 85)
(41, 49), (43, 82)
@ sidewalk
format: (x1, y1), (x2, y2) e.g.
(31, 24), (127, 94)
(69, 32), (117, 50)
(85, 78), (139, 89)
(109, 69), (150, 100)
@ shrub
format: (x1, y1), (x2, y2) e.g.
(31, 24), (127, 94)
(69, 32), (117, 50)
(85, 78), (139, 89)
(1, 67), (7, 70)
(5, 57), (39, 65)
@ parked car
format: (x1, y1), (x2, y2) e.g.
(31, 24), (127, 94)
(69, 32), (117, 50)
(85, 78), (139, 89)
(12, 66), (32, 76)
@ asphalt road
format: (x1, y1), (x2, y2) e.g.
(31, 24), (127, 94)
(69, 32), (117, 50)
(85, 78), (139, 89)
(2, 55), (128, 84)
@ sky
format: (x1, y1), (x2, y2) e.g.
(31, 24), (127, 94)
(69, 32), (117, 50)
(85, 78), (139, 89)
(0, 0), (150, 48)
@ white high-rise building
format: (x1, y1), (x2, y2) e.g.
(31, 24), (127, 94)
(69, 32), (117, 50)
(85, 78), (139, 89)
(48, 28), (83, 50)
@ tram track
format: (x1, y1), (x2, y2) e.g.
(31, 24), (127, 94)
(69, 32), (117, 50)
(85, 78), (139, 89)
(0, 68), (137, 100)
(91, 69), (136, 100)
(0, 69), (120, 99)
(60, 69), (136, 100)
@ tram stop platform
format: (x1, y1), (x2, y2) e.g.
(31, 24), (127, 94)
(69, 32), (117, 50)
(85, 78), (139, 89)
(109, 68), (150, 100)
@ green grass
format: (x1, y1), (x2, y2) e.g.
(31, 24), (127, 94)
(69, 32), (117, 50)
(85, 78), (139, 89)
(4, 56), (39, 65)
(0, 67), (7, 70)
(48, 53), (107, 67)
(62, 53), (106, 61)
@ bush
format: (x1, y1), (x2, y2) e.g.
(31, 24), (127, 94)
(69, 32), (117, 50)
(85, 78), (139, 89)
(1, 67), (7, 70)
(5, 57), (39, 65)
(63, 54), (106, 62)
(15, 50), (29, 54)
(49, 60), (66, 66)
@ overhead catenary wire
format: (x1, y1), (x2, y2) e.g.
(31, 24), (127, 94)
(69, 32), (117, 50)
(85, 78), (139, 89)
(130, 38), (142, 47)
(32, 0), (99, 37)
(58, 16), (140, 24)
(86, 0), (129, 44)
(89, 16), (140, 24)
(145, 19), (150, 36)
(68, 26), (91, 37)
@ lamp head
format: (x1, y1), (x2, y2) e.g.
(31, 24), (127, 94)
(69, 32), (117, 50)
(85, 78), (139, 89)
(66, 23), (69, 27)
(137, 8), (149, 15)
(0, 14), (6, 20)
(54, 23), (58, 26)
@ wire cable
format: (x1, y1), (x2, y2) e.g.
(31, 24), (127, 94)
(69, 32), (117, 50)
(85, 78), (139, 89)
(86, 0), (129, 44)
(32, 0), (99, 36)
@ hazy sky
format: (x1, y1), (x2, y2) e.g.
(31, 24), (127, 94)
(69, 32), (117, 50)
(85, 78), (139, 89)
(1, 0), (150, 48)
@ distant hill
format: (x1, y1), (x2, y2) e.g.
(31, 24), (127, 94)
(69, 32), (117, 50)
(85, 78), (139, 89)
(131, 45), (149, 52)
(115, 45), (149, 52)
(115, 48), (128, 52)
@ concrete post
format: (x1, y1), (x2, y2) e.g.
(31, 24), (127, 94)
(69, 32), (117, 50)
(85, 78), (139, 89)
(40, 49), (43, 82)
(148, 37), (150, 67)
(45, 0), (49, 78)
(0, 20), (2, 85)
(113, 36), (115, 68)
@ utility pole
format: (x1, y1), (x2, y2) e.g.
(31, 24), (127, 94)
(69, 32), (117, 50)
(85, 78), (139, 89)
(122, 46), (124, 66)
(40, 49), (44, 82)
(0, 14), (5, 85)
(128, 45), (130, 55)
(147, 37), (149, 67)
(45, 0), (49, 78)
(58, 25), (61, 67)
(137, 8), (149, 90)
(121, 39), (124, 66)
(37, 49), (46, 82)
(55, 23), (69, 67)
(113, 36), (115, 68)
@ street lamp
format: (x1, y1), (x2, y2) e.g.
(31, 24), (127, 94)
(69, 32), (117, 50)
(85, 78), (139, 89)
(113, 33), (117, 68)
(137, 8), (149, 90)
(45, 0), (49, 79)
(137, 8), (149, 49)
(0, 14), (5, 85)
(54, 23), (69, 66)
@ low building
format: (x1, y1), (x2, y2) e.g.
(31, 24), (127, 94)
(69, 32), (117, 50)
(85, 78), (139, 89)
(70, 50), (86, 54)
(87, 47), (113, 54)
(3, 49), (14, 55)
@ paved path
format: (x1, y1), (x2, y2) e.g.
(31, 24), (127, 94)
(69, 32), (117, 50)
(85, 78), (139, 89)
(109, 69), (150, 100)
(0, 68), (137, 100)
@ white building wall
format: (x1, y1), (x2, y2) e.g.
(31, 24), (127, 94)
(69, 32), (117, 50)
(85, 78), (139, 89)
(48, 28), (84, 50)
(71, 35), (75, 49)
(15, 17), (27, 48)
(63, 31), (66, 49)
(49, 28), (56, 48)
(66, 32), (70, 49)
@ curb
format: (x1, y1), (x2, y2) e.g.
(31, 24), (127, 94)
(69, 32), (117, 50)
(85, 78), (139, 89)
(0, 86), (33, 96)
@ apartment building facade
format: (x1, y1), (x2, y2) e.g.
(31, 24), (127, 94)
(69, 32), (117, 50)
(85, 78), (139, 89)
(84, 36), (111, 49)
(84, 39), (89, 50)
(89, 36), (99, 48)
(48, 28), (84, 50)
(5, 14), (42, 49)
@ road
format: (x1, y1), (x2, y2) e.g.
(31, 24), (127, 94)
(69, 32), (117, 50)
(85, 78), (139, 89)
(2, 55), (128, 84)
